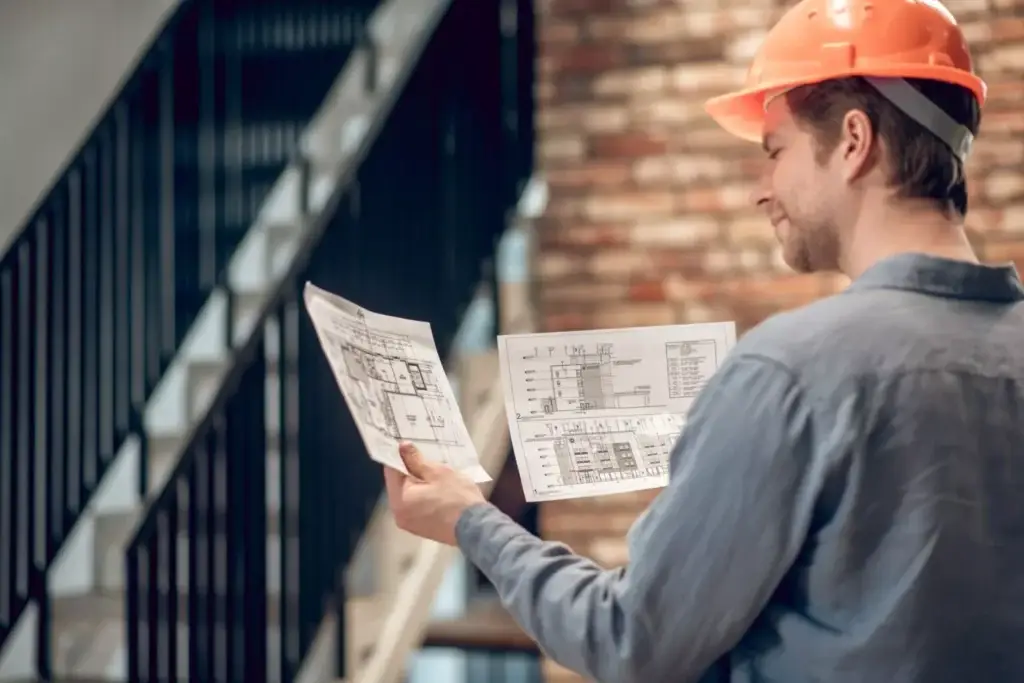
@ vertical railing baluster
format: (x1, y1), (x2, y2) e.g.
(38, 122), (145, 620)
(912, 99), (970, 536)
(246, 346), (268, 683)
(15, 242), (33, 611)
(187, 460), (201, 683)
(129, 84), (149, 418)
(99, 126), (117, 464)
(158, 38), (177, 363)
(114, 103), (132, 439)
(82, 148), (99, 492)
(49, 189), (68, 553)
(32, 215), (52, 679)
(279, 298), (299, 682)
(66, 169), (83, 515)
(156, 509), (171, 681)
(199, 0), (219, 290)
(146, 534), (160, 683)
(197, 435), (214, 683)
(206, 422), (221, 683)
(224, 406), (238, 683)
(0, 266), (14, 629)
(125, 542), (139, 683)
(167, 484), (180, 683)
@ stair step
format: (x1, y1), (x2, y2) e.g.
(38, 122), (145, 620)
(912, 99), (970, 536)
(422, 598), (534, 653)
(49, 591), (387, 681)
(54, 590), (286, 624)
(92, 506), (292, 594)
(345, 595), (389, 678)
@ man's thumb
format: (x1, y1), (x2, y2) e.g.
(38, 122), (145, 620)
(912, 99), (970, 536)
(398, 442), (433, 479)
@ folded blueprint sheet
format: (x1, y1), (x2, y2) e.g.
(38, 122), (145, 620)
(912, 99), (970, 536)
(303, 283), (491, 483)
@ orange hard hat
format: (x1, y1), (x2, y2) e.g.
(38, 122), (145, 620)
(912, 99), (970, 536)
(704, 0), (987, 158)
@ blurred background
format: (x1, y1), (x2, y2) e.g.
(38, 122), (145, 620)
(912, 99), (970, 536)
(0, 1), (1019, 682)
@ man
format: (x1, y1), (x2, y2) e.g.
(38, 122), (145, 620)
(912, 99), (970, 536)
(385, 0), (1024, 681)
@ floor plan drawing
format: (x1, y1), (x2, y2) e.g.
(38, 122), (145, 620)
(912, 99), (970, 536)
(524, 342), (657, 415)
(497, 322), (735, 501)
(304, 283), (490, 483)
(535, 414), (684, 486)
(324, 323), (462, 446)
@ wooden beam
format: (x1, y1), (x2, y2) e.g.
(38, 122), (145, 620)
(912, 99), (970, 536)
(422, 599), (538, 653)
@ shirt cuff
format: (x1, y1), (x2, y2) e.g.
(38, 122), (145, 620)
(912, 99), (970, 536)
(455, 502), (531, 571)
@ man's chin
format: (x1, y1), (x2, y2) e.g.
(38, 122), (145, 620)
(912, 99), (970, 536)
(781, 246), (814, 274)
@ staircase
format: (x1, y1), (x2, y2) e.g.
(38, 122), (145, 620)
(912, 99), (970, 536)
(0, 0), (535, 680)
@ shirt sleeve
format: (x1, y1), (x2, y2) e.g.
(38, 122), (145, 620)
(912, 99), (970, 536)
(455, 353), (827, 683)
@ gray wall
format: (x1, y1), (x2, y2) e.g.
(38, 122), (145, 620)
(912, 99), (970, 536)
(0, 0), (179, 253)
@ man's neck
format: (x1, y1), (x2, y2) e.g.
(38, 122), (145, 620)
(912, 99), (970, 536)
(839, 200), (979, 279)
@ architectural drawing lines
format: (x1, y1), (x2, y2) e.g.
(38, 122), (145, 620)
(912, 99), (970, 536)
(322, 314), (461, 447)
(497, 322), (736, 501)
(304, 283), (490, 483)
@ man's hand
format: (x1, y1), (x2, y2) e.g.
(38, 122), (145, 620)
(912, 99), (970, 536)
(384, 442), (487, 546)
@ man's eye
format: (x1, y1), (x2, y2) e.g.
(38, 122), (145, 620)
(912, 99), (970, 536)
(768, 148), (781, 160)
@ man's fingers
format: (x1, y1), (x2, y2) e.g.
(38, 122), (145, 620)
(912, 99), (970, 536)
(383, 465), (406, 504)
(398, 442), (432, 480)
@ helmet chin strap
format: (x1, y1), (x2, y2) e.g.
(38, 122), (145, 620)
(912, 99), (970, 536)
(862, 77), (973, 164)
(762, 78), (974, 164)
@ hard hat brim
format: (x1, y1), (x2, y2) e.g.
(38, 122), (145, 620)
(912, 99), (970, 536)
(704, 66), (988, 145)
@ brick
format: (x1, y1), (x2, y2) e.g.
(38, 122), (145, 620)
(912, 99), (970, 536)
(593, 302), (679, 328)
(629, 218), (720, 247)
(630, 97), (708, 126)
(546, 162), (635, 191)
(726, 214), (776, 246)
(584, 191), (675, 220)
(633, 154), (731, 184)
(991, 17), (1024, 41)
(627, 279), (667, 301)
(670, 63), (746, 92)
(591, 66), (669, 97)
(984, 171), (1024, 202)
(541, 44), (626, 75)
(543, 310), (593, 332)
(538, 21), (580, 45)
(589, 131), (670, 158)
(984, 240), (1024, 269)
(539, 104), (630, 134)
(542, 281), (629, 306)
(536, 222), (633, 248)
(540, 134), (586, 165)
(1002, 205), (1024, 233)
(540, 510), (639, 536)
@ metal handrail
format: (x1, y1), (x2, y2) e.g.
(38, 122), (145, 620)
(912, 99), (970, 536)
(0, 0), (380, 671)
(123, 0), (534, 682)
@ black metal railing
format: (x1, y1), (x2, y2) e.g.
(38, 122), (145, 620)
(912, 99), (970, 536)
(125, 0), (535, 680)
(0, 0), (379, 665)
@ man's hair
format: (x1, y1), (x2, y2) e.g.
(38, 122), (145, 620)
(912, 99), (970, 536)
(785, 77), (981, 217)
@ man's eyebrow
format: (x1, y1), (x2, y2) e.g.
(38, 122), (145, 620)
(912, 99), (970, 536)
(761, 133), (775, 152)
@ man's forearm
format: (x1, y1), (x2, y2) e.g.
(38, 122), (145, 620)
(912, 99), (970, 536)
(455, 503), (645, 683)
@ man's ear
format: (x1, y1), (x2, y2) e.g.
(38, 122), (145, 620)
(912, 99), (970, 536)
(838, 109), (877, 183)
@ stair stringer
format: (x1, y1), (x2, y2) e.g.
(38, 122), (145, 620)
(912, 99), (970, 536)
(0, 0), (459, 680)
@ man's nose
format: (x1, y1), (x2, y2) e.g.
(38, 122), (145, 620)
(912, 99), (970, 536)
(750, 176), (771, 208)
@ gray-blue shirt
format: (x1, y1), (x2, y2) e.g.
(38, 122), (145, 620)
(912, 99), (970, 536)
(456, 253), (1024, 683)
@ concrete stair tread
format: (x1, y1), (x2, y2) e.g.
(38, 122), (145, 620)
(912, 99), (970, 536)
(345, 595), (389, 675)
(53, 590), (286, 624)
(94, 507), (292, 547)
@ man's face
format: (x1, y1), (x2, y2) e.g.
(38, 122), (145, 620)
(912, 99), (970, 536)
(752, 98), (842, 273)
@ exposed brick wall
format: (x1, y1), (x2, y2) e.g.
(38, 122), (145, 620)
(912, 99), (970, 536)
(532, 1), (1024, 680)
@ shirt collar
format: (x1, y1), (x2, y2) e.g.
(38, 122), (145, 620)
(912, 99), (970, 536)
(848, 253), (1024, 303)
